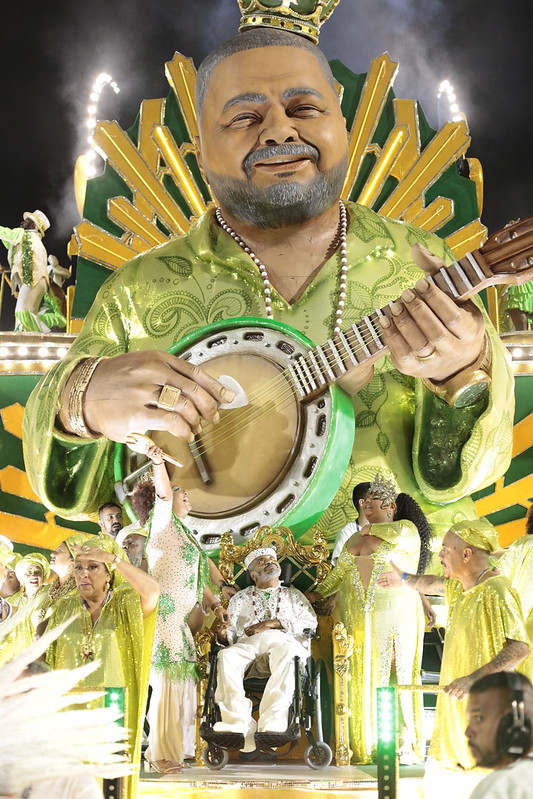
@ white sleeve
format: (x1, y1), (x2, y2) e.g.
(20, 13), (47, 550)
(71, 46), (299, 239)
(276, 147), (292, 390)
(278, 588), (317, 640)
(331, 522), (358, 565)
(226, 589), (253, 642)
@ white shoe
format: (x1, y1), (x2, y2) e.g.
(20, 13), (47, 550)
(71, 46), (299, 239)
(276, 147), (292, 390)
(213, 721), (246, 734)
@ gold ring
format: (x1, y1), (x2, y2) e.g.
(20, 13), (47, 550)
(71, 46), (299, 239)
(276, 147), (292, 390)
(417, 347), (437, 361)
(157, 384), (182, 411)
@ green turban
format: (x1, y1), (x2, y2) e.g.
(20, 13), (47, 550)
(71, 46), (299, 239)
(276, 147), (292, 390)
(0, 541), (16, 568)
(63, 532), (94, 557)
(7, 552), (22, 570)
(15, 552), (51, 582)
(450, 518), (499, 553)
(81, 536), (128, 585)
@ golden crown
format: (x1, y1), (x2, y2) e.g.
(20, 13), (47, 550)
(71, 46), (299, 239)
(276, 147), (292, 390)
(237, 0), (340, 44)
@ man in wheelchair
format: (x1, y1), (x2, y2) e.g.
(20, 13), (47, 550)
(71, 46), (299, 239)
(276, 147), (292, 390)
(211, 546), (317, 752)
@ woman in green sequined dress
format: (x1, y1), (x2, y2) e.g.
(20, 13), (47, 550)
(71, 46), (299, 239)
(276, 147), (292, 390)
(308, 475), (431, 764)
(45, 536), (159, 799)
(138, 444), (230, 774)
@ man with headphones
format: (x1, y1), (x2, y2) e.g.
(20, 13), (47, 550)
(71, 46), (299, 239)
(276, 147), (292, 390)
(466, 671), (533, 798)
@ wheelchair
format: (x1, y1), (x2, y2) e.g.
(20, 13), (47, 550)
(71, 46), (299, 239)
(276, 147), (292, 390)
(199, 639), (333, 770)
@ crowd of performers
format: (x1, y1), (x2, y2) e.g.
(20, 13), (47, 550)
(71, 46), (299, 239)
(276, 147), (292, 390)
(2, 469), (533, 792)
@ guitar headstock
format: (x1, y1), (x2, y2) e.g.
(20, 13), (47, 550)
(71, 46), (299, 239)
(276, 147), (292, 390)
(479, 216), (533, 285)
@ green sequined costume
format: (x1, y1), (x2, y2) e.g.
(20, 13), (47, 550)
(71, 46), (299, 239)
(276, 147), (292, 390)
(45, 583), (156, 799)
(147, 495), (209, 683)
(429, 575), (528, 770)
(315, 520), (424, 763)
(23, 203), (514, 541)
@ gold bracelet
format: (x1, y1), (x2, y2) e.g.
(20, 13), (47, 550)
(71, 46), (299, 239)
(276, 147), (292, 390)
(67, 357), (106, 439)
(421, 333), (492, 408)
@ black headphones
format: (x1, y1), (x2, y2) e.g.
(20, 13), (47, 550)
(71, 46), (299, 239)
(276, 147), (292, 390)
(496, 672), (532, 758)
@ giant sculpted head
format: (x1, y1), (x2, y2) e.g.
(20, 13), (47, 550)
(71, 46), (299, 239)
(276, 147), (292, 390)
(195, 28), (348, 229)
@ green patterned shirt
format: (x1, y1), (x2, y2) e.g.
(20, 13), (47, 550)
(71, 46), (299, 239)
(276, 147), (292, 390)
(23, 203), (514, 543)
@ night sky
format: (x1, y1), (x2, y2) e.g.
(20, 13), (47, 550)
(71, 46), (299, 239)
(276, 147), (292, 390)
(1, 0), (532, 269)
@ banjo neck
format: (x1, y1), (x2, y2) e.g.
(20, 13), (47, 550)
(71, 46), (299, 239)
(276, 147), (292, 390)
(287, 216), (533, 400)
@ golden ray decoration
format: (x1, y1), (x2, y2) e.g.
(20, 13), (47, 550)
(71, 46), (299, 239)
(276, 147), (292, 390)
(72, 51), (486, 292)
(0, 403), (24, 438)
(0, 465), (41, 504)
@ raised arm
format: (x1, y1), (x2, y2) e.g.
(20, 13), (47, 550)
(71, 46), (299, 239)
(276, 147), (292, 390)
(71, 543), (159, 617)
(144, 443), (172, 500)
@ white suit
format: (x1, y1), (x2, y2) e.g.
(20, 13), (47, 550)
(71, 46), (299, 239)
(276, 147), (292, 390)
(214, 583), (317, 749)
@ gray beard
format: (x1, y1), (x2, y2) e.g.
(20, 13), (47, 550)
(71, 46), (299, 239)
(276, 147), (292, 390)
(206, 155), (348, 229)
(127, 553), (143, 568)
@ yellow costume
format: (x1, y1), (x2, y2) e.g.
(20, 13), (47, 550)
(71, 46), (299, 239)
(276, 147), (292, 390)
(497, 535), (533, 615)
(0, 546), (33, 665)
(429, 575), (528, 769)
(316, 520), (423, 762)
(46, 579), (156, 798)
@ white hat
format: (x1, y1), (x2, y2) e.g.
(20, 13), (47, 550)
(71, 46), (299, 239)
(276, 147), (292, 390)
(23, 210), (50, 236)
(243, 547), (277, 571)
(47, 254), (71, 279)
(116, 521), (148, 548)
(0, 534), (14, 551)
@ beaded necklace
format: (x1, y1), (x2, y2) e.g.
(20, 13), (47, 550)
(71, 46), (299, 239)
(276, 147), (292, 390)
(48, 575), (76, 602)
(215, 200), (349, 334)
(251, 584), (283, 620)
(80, 588), (112, 661)
(473, 567), (492, 587)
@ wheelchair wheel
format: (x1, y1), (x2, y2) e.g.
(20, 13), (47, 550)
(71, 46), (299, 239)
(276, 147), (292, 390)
(315, 658), (332, 744)
(203, 743), (230, 770)
(304, 741), (333, 769)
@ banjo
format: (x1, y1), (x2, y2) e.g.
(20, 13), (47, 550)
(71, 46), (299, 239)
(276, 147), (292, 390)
(116, 216), (533, 549)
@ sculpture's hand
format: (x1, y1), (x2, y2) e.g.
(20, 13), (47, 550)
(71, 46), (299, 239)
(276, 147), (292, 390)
(60, 350), (235, 443)
(379, 243), (485, 383)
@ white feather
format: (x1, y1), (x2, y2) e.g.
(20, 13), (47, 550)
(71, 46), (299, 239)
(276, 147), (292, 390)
(0, 611), (132, 795)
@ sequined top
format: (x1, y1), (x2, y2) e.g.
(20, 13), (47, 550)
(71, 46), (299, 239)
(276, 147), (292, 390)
(36, 577), (77, 623)
(23, 204), (513, 541)
(430, 575), (527, 770)
(316, 520), (424, 763)
(0, 224), (49, 289)
(498, 535), (533, 615)
(45, 583), (156, 799)
(0, 600), (33, 666)
(46, 584), (144, 686)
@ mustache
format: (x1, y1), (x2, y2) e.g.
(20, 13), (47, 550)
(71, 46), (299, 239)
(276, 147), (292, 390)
(243, 144), (319, 178)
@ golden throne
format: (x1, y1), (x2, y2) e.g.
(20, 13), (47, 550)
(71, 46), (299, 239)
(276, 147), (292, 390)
(193, 524), (358, 765)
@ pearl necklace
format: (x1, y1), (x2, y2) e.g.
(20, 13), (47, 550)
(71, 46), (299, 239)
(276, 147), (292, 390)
(251, 585), (283, 621)
(215, 201), (349, 334)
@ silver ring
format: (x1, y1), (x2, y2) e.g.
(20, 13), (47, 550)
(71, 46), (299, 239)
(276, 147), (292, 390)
(157, 384), (182, 411)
